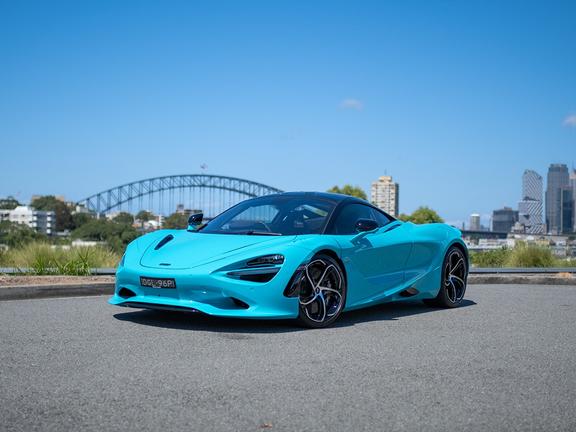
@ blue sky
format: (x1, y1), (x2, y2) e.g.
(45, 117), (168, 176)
(1, 0), (575, 226)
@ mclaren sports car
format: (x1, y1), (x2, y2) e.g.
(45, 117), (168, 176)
(109, 192), (469, 328)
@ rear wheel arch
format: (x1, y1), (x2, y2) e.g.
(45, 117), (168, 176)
(447, 240), (469, 266)
(425, 243), (468, 308)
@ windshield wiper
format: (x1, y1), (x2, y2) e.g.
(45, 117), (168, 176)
(243, 230), (282, 236)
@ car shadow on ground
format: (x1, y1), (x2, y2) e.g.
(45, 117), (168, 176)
(112, 299), (477, 334)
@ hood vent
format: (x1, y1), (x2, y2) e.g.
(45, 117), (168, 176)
(154, 234), (174, 250)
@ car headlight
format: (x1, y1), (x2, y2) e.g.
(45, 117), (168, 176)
(224, 254), (285, 283)
(246, 254), (284, 267)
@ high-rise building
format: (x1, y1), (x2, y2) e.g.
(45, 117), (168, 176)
(545, 164), (570, 234)
(371, 176), (399, 217)
(469, 213), (481, 231)
(571, 169), (576, 232)
(492, 207), (518, 233)
(560, 188), (574, 234)
(518, 169), (544, 234)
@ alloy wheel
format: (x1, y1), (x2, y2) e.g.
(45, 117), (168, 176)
(444, 249), (467, 303)
(298, 258), (345, 324)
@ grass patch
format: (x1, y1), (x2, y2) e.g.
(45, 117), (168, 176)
(0, 242), (120, 275)
(471, 243), (572, 268)
(470, 248), (510, 268)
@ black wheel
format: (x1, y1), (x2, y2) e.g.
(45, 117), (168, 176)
(424, 246), (468, 308)
(297, 254), (347, 328)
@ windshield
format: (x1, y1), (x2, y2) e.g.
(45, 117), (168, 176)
(200, 195), (336, 235)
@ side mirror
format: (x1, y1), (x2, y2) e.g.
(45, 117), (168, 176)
(187, 213), (203, 231)
(355, 218), (379, 233)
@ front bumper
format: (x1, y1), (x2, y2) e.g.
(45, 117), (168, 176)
(109, 263), (300, 319)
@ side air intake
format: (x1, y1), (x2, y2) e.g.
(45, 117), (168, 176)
(399, 287), (419, 297)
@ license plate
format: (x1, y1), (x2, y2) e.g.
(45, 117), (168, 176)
(140, 277), (176, 289)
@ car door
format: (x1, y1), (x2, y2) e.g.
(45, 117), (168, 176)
(332, 204), (413, 307)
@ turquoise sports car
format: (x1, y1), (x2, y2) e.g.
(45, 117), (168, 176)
(109, 192), (468, 328)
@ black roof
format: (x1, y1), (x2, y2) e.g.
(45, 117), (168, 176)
(274, 191), (367, 204)
(233, 191), (395, 222)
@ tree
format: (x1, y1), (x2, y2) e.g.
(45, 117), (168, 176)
(163, 212), (189, 229)
(71, 212), (94, 229)
(399, 207), (444, 224)
(0, 221), (45, 247)
(30, 195), (74, 232)
(136, 210), (154, 222)
(327, 185), (367, 200)
(0, 196), (21, 210)
(72, 219), (139, 253)
(113, 212), (134, 225)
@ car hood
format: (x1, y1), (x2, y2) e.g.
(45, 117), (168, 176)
(139, 231), (298, 269)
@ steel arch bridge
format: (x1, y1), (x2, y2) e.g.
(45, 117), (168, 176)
(77, 175), (284, 217)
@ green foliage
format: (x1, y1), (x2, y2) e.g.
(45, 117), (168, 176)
(0, 221), (46, 247)
(327, 185), (367, 200)
(0, 242), (120, 275)
(507, 243), (555, 268)
(471, 243), (559, 268)
(163, 212), (189, 229)
(113, 212), (134, 225)
(30, 195), (74, 231)
(0, 247), (7, 265)
(0, 196), (21, 210)
(470, 248), (510, 268)
(136, 210), (154, 222)
(399, 207), (444, 224)
(71, 212), (94, 229)
(72, 218), (139, 253)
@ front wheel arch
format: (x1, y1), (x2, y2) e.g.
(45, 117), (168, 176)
(315, 248), (347, 287)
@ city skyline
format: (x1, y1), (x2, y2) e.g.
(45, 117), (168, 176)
(2, 162), (575, 236)
(1, 1), (575, 227)
(1, 163), (575, 229)
(473, 163), (575, 234)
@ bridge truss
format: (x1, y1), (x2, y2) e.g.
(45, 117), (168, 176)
(77, 174), (284, 217)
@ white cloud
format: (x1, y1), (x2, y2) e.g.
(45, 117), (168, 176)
(339, 98), (364, 110)
(563, 114), (576, 127)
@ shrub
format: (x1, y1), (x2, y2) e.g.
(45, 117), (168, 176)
(0, 242), (120, 275)
(506, 243), (555, 268)
(470, 248), (510, 268)
(471, 243), (567, 268)
(560, 258), (576, 267)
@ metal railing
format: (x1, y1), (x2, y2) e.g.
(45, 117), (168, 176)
(469, 267), (576, 274)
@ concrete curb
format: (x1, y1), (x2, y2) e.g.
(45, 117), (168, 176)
(0, 275), (575, 301)
(0, 283), (115, 301)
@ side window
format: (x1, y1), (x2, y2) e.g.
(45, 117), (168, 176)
(332, 204), (374, 235)
(370, 208), (392, 227)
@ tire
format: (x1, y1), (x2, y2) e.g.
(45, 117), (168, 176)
(424, 245), (468, 308)
(297, 254), (347, 328)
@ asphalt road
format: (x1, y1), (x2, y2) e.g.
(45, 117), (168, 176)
(1, 284), (575, 432)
